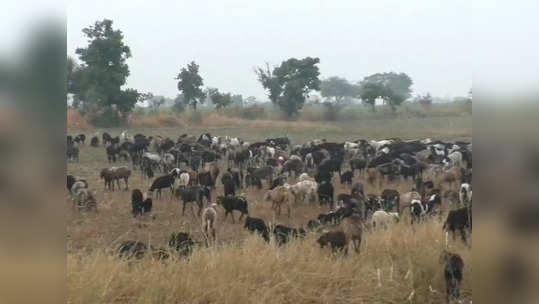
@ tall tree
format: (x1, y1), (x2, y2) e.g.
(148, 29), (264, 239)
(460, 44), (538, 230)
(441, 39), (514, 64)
(207, 88), (233, 110)
(320, 76), (358, 104)
(358, 72), (413, 111)
(72, 19), (139, 126)
(256, 57), (321, 118)
(175, 61), (205, 111)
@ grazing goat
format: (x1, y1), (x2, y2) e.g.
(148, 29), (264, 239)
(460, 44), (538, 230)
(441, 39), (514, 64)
(317, 230), (348, 254)
(371, 210), (399, 229)
(100, 166), (131, 191)
(216, 195), (248, 223)
(175, 186), (210, 216)
(265, 186), (291, 217)
(149, 174), (175, 199)
(273, 224), (306, 245)
(73, 188), (97, 212)
(131, 189), (152, 217)
(201, 203), (218, 245)
(244, 216), (270, 242)
(440, 250), (464, 303)
(343, 214), (363, 253)
(168, 232), (195, 256)
(443, 206), (472, 245)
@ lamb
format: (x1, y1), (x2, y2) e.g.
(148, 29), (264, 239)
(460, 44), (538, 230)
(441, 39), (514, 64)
(410, 199), (427, 224)
(273, 224), (306, 245)
(317, 230), (348, 254)
(343, 214), (363, 253)
(244, 216), (270, 242)
(265, 185), (291, 217)
(148, 174), (175, 199)
(440, 250), (464, 303)
(100, 166), (131, 191)
(201, 203), (218, 245)
(371, 210), (399, 229)
(216, 195), (248, 223)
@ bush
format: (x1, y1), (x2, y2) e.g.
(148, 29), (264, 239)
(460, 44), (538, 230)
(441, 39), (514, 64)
(240, 104), (266, 120)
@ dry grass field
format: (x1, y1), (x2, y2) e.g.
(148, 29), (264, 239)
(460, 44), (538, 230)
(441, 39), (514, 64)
(67, 116), (472, 303)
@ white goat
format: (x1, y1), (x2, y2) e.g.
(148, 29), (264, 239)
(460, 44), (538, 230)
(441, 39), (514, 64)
(371, 210), (399, 229)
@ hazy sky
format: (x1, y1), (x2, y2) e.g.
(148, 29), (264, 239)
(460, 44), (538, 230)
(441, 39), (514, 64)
(66, 0), (475, 100)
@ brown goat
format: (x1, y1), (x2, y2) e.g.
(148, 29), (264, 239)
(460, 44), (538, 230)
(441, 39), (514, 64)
(317, 230), (348, 254)
(343, 214), (363, 253)
(100, 166), (131, 191)
(265, 185), (291, 217)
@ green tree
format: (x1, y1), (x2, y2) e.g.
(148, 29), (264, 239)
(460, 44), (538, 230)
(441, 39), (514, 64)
(175, 61), (205, 111)
(256, 57), (321, 118)
(320, 76), (359, 120)
(320, 76), (358, 103)
(207, 87), (233, 110)
(358, 72), (413, 112)
(172, 94), (186, 113)
(71, 19), (138, 126)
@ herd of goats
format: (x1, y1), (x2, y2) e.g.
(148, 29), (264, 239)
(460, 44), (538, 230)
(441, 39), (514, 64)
(67, 131), (472, 303)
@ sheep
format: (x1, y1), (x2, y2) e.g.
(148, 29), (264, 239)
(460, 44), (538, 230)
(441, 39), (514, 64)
(265, 185), (291, 217)
(201, 203), (218, 245)
(371, 210), (399, 229)
(273, 224), (306, 245)
(440, 250), (464, 303)
(244, 216), (270, 242)
(100, 166), (131, 191)
(149, 174), (175, 199)
(317, 230), (348, 254)
(343, 214), (363, 253)
(459, 183), (472, 205)
(289, 180), (317, 204)
(298, 172), (312, 182)
(168, 232), (195, 256)
(216, 195), (248, 223)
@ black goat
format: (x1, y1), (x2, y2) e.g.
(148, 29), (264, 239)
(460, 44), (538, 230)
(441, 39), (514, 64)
(175, 186), (210, 216)
(340, 170), (353, 185)
(131, 189), (152, 217)
(244, 216), (269, 242)
(443, 206), (472, 245)
(149, 174), (175, 200)
(216, 195), (248, 223)
(273, 224), (306, 245)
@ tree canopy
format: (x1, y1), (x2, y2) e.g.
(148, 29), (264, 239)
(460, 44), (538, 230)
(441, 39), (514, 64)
(358, 72), (413, 111)
(70, 19), (140, 126)
(256, 57), (321, 117)
(320, 76), (359, 103)
(175, 61), (205, 111)
(207, 87), (233, 110)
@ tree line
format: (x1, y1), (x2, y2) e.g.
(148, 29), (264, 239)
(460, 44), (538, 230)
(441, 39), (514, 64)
(68, 19), (436, 126)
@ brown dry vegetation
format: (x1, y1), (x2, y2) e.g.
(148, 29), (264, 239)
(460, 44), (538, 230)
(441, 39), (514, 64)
(67, 118), (471, 303)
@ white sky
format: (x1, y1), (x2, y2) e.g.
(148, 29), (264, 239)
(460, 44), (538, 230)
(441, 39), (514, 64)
(66, 1), (494, 100)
